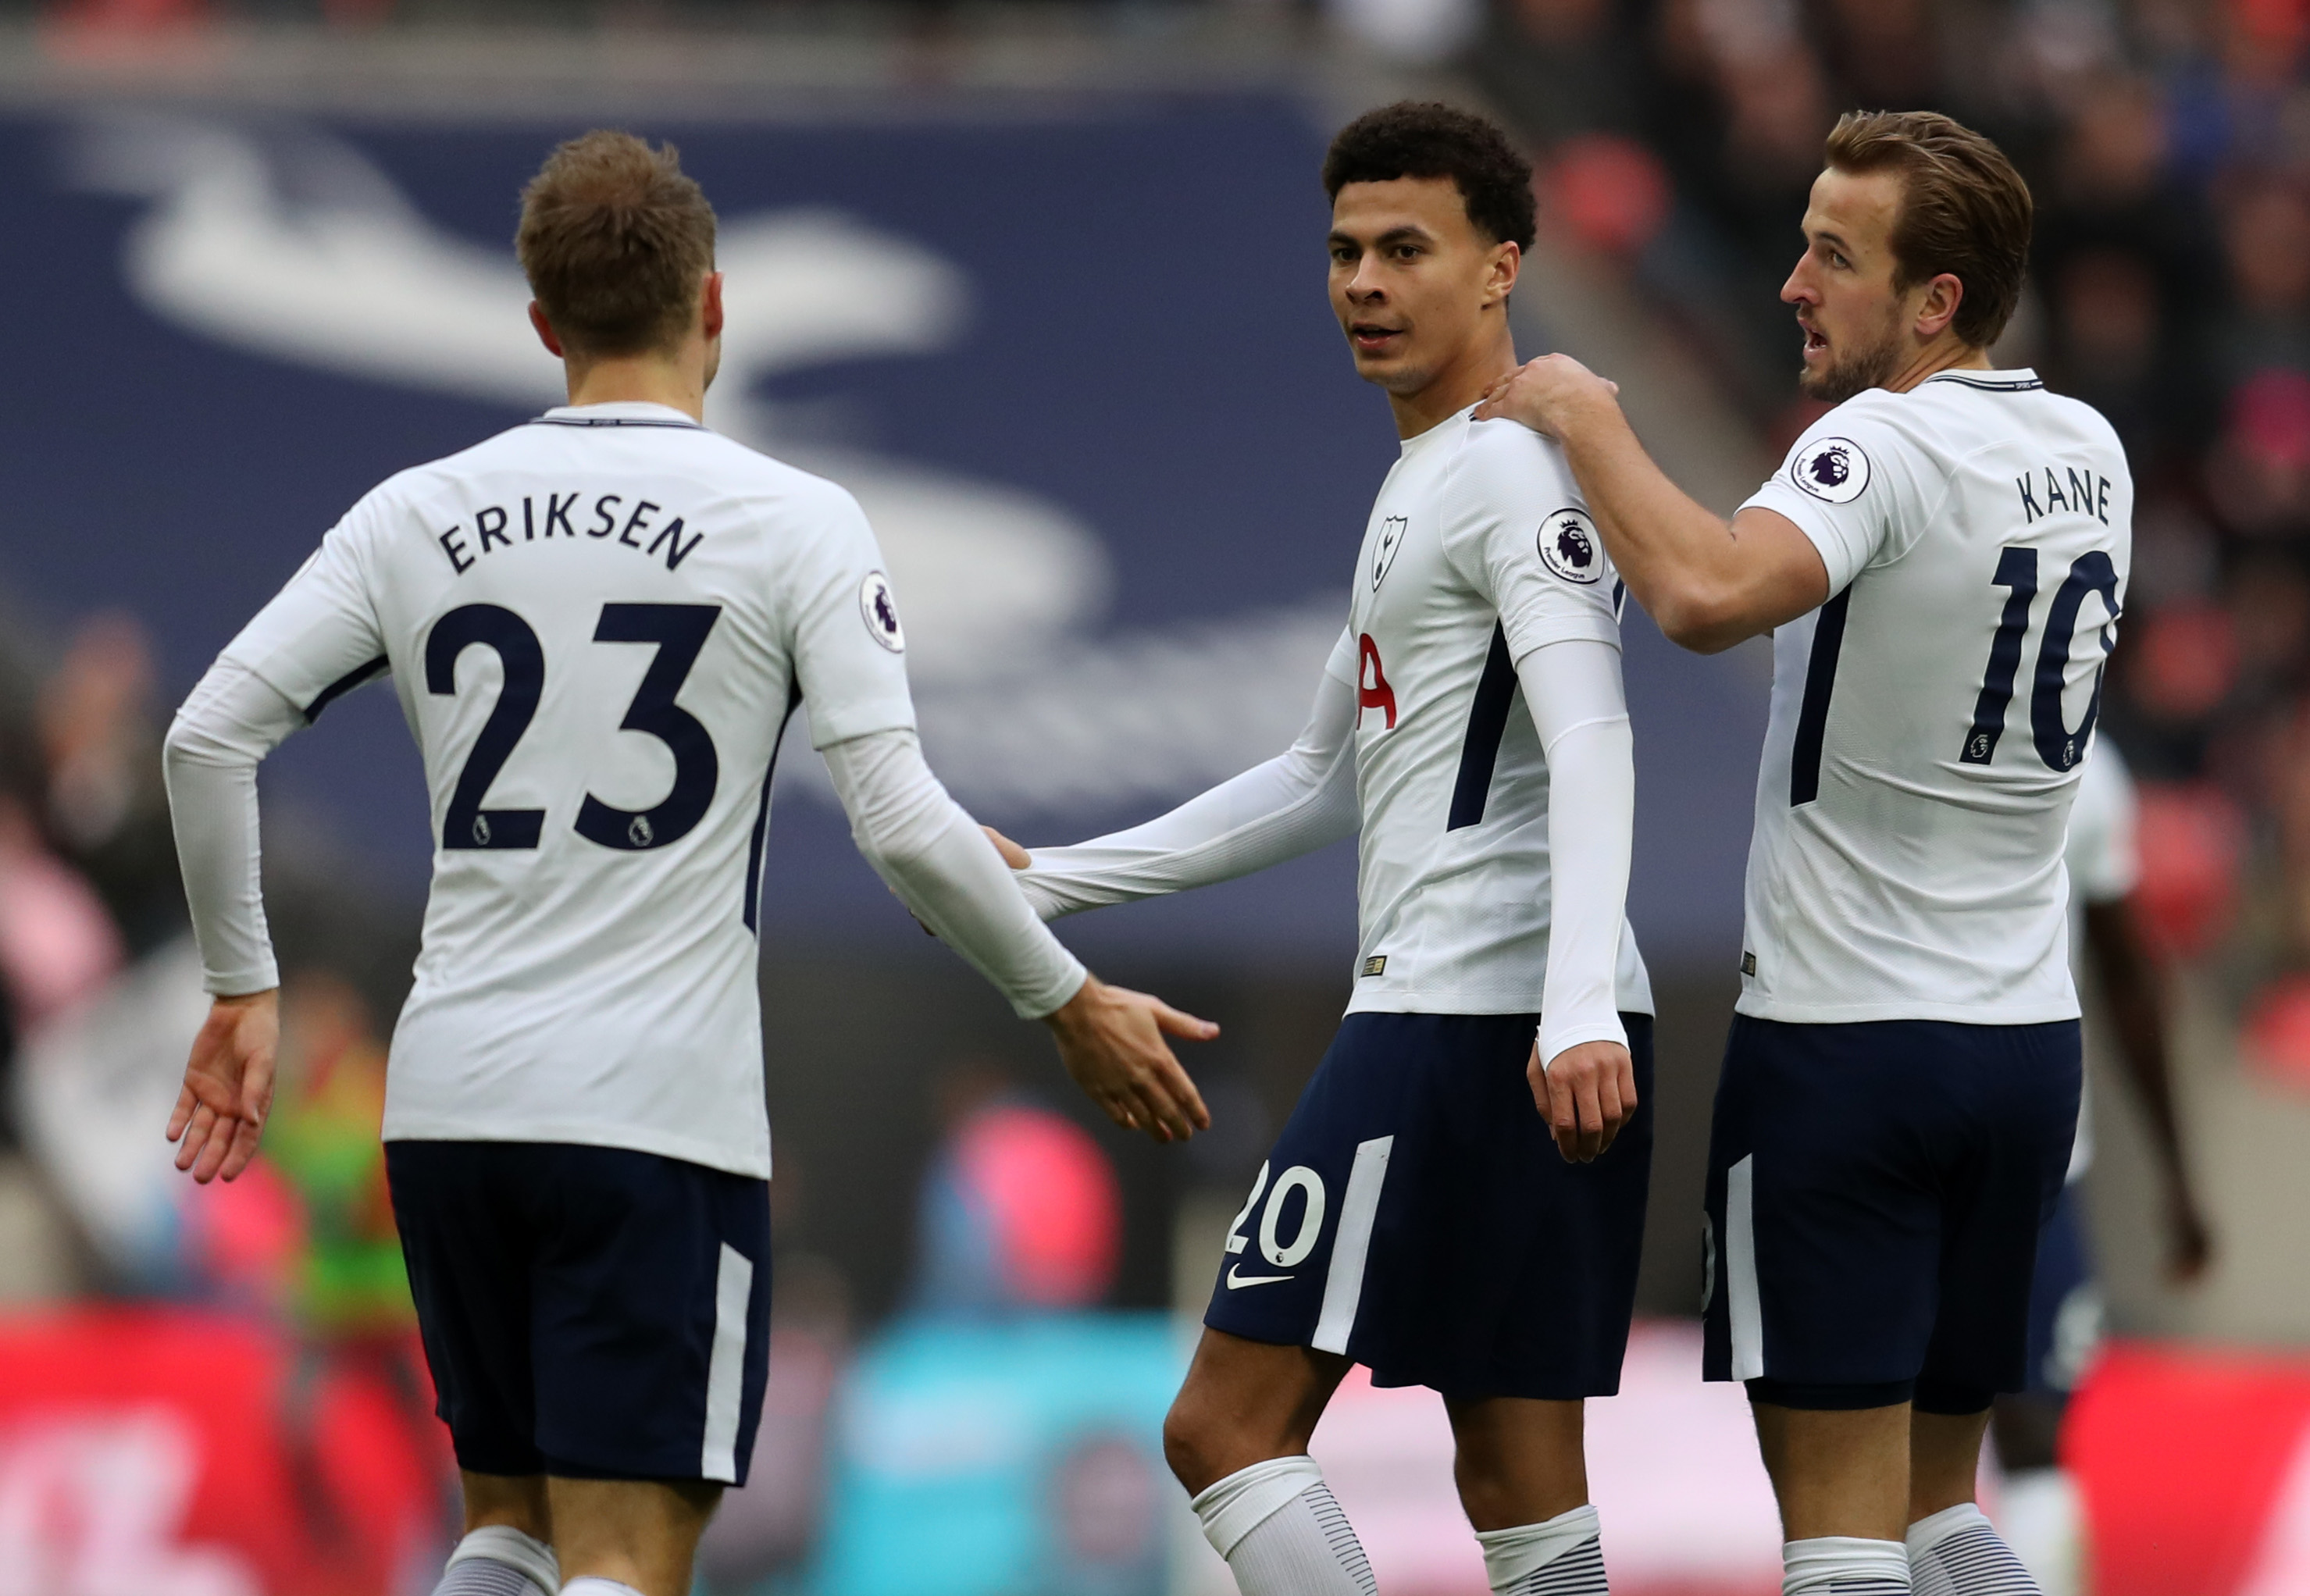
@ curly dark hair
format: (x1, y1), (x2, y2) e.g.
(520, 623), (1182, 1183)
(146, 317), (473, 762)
(1321, 102), (1536, 252)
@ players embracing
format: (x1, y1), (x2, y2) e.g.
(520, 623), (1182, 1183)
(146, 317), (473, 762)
(1482, 111), (2123, 1596)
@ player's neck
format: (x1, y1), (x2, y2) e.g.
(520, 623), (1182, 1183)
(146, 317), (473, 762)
(1386, 323), (1519, 440)
(1880, 333), (1995, 396)
(561, 351), (709, 422)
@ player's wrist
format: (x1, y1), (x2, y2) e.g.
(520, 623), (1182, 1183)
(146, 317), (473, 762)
(1043, 971), (1106, 1032)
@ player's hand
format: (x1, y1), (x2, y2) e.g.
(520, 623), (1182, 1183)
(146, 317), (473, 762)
(1472, 354), (1620, 440)
(982, 825), (1032, 869)
(2166, 1190), (2214, 1284)
(166, 989), (280, 1185)
(1529, 1038), (1636, 1163)
(1045, 974), (1217, 1143)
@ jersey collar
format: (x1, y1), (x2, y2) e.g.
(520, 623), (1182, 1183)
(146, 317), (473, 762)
(1399, 402), (1478, 455)
(1920, 367), (2044, 393)
(531, 401), (708, 429)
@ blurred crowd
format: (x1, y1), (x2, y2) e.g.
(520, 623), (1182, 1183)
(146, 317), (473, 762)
(1474, 0), (2310, 1047)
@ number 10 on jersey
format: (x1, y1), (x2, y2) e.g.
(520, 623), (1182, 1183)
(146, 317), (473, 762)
(1960, 547), (2119, 773)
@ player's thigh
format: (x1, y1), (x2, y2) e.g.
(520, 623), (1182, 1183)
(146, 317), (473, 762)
(526, 1144), (772, 1487)
(383, 1140), (547, 1478)
(547, 1474), (723, 1596)
(1442, 1395), (1588, 1532)
(1916, 1021), (2081, 1412)
(1702, 1018), (1946, 1402)
(1164, 1327), (1353, 1493)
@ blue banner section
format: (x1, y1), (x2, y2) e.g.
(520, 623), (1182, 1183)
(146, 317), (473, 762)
(0, 99), (1758, 963)
(815, 1313), (1179, 1596)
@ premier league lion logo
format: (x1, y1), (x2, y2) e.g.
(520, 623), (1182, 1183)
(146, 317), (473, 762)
(859, 570), (906, 652)
(1794, 436), (1871, 504)
(1538, 508), (1602, 584)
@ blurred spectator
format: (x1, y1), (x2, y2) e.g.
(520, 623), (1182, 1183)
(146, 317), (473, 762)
(909, 1060), (1122, 1316)
(1469, 0), (2310, 1028)
(36, 612), (184, 958)
(265, 971), (410, 1336)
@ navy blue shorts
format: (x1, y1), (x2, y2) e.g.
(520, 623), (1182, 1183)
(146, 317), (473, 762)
(2023, 1182), (2101, 1396)
(1701, 1016), (2080, 1412)
(385, 1141), (772, 1484)
(1204, 1011), (1654, 1402)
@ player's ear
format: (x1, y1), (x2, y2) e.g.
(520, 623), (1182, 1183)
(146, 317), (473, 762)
(528, 301), (565, 359)
(1487, 240), (1520, 305)
(699, 270), (725, 344)
(1915, 272), (1964, 343)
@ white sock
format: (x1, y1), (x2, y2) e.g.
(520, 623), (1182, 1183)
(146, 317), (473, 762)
(1477, 1502), (1610, 1593)
(437, 1527), (559, 1595)
(558, 1583), (643, 1596)
(1994, 1468), (2080, 1596)
(1190, 1455), (1377, 1596)
(1908, 1502), (2041, 1596)
(1784, 1536), (1912, 1594)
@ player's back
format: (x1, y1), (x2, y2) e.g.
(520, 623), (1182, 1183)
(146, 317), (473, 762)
(1741, 370), (2130, 1024)
(223, 403), (912, 1175)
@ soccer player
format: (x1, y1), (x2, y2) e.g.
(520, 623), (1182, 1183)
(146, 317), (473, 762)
(1993, 739), (2211, 1594)
(988, 102), (1654, 1596)
(159, 131), (1214, 1596)
(1476, 111), (2125, 1596)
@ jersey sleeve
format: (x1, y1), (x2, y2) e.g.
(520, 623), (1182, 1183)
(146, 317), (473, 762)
(218, 500), (391, 718)
(785, 486), (919, 750)
(1741, 400), (1938, 596)
(1442, 422), (1623, 663)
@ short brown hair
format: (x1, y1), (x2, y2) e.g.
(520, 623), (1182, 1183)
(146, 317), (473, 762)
(1823, 110), (2032, 348)
(516, 130), (717, 358)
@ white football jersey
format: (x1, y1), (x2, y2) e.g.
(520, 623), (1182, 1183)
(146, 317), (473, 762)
(219, 401), (921, 1177)
(1738, 369), (2130, 1024)
(1338, 407), (1652, 1018)
(2061, 741), (2141, 1181)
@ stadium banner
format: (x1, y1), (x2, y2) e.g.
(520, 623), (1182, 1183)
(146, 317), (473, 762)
(0, 103), (1758, 964)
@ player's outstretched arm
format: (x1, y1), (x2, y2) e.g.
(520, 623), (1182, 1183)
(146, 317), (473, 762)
(822, 727), (1217, 1141)
(1474, 355), (1829, 652)
(992, 658), (1360, 919)
(162, 659), (306, 1181)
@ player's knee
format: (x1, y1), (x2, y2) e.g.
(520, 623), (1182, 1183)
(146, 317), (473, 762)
(1161, 1395), (1222, 1494)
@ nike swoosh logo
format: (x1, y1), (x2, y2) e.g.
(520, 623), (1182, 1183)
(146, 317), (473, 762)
(1226, 1265), (1292, 1288)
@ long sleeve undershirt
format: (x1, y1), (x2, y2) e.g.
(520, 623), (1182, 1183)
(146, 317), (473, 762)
(1014, 637), (1634, 1065)
(164, 660), (1087, 1021)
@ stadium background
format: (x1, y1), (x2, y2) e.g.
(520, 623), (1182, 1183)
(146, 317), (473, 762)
(1, 0), (2308, 1591)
